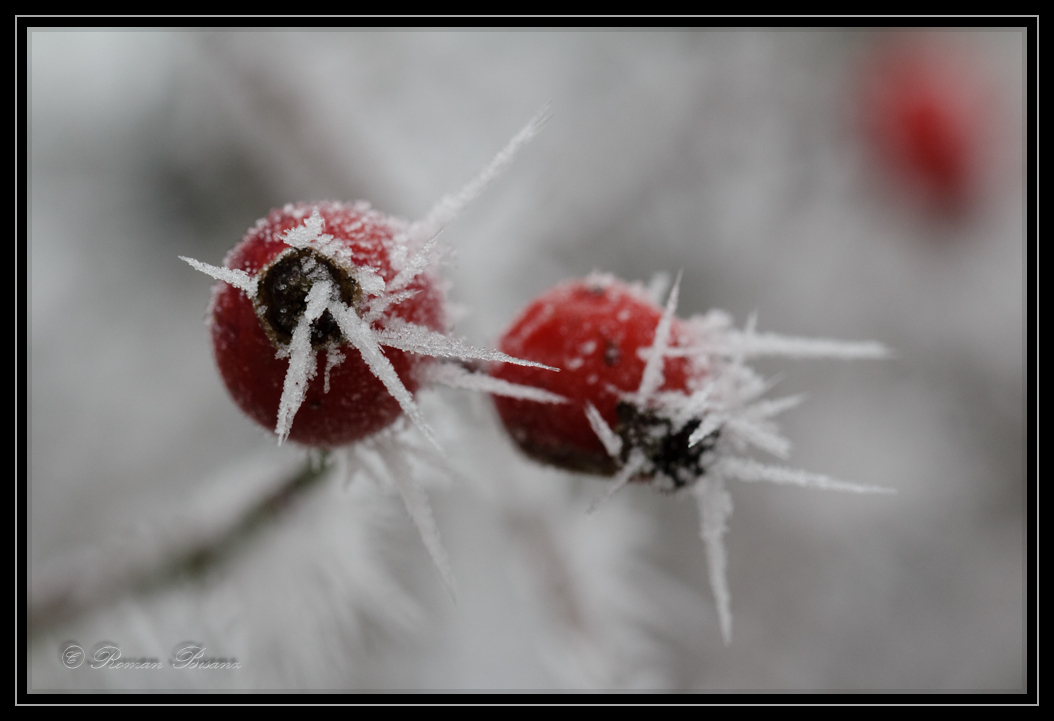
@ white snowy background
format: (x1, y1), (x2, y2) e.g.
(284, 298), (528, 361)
(28, 29), (1025, 691)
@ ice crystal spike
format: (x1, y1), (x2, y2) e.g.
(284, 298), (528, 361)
(373, 436), (458, 602)
(424, 363), (568, 404)
(404, 107), (550, 251)
(695, 476), (734, 646)
(179, 257), (257, 297)
(375, 324), (560, 371)
(588, 448), (646, 515)
(636, 270), (682, 402)
(327, 300), (442, 453)
(716, 457), (897, 495)
(584, 401), (624, 459)
(275, 280), (335, 444)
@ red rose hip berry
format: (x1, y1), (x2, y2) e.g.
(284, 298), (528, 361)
(492, 273), (893, 644)
(200, 201), (445, 447)
(490, 274), (712, 486)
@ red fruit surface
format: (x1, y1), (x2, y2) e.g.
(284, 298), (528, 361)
(859, 41), (991, 213)
(210, 201), (445, 447)
(490, 276), (696, 475)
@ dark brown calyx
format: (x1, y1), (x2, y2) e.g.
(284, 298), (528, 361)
(615, 400), (720, 491)
(254, 248), (360, 350)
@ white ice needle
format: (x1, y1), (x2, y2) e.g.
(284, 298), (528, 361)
(327, 300), (443, 454)
(584, 401), (623, 459)
(375, 438), (458, 602)
(179, 257), (258, 297)
(274, 280), (334, 444)
(404, 107), (550, 251)
(587, 448), (646, 515)
(696, 475), (734, 646)
(636, 270), (682, 402)
(423, 363), (567, 404)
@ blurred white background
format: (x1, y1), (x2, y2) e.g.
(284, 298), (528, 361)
(29, 29), (1025, 691)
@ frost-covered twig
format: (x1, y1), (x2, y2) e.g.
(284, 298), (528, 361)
(31, 454), (332, 634)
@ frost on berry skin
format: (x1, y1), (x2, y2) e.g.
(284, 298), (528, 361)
(192, 200), (559, 450)
(205, 201), (445, 448)
(492, 273), (700, 480)
(491, 272), (895, 644)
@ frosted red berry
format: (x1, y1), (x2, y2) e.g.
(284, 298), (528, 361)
(209, 201), (445, 447)
(490, 275), (706, 480)
(492, 274), (892, 648)
(858, 40), (992, 213)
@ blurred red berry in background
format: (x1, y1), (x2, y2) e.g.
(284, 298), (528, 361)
(858, 38), (994, 215)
